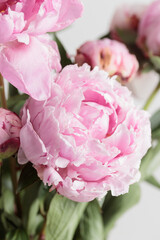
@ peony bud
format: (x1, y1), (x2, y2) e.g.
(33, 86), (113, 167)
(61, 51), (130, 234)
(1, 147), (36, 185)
(75, 39), (139, 82)
(0, 108), (21, 159)
(110, 4), (146, 41)
(137, 0), (160, 56)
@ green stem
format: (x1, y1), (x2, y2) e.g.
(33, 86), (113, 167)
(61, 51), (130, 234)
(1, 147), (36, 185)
(9, 157), (22, 218)
(0, 74), (7, 109)
(143, 81), (160, 110)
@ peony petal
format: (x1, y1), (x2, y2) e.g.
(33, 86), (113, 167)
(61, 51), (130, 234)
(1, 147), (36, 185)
(0, 36), (61, 100)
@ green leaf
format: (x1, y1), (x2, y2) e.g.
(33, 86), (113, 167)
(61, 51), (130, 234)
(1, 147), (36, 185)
(1, 212), (21, 230)
(146, 175), (160, 189)
(0, 211), (6, 239)
(27, 199), (44, 236)
(116, 28), (137, 44)
(100, 32), (111, 40)
(6, 228), (29, 240)
(150, 110), (160, 132)
(3, 189), (14, 214)
(17, 162), (39, 193)
(9, 84), (19, 98)
(77, 200), (104, 240)
(140, 141), (160, 181)
(12, 101), (26, 115)
(52, 33), (72, 68)
(7, 94), (28, 110)
(21, 181), (41, 229)
(102, 184), (141, 238)
(46, 194), (87, 240)
(152, 128), (160, 139)
(149, 55), (160, 71)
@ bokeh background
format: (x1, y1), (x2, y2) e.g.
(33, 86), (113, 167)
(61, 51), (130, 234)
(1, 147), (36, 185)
(57, 0), (160, 239)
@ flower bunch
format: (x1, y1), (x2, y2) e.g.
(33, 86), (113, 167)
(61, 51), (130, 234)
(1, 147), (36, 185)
(1, 1), (160, 240)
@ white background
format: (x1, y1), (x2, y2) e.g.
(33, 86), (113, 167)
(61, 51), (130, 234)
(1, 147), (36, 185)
(57, 0), (160, 239)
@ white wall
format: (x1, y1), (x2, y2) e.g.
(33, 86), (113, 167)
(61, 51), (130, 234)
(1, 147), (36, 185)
(57, 1), (160, 239)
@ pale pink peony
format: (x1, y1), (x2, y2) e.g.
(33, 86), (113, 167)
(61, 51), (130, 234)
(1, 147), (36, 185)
(75, 39), (139, 82)
(0, 0), (83, 100)
(0, 108), (21, 159)
(0, 0), (83, 44)
(18, 64), (151, 202)
(110, 4), (146, 33)
(137, 0), (160, 55)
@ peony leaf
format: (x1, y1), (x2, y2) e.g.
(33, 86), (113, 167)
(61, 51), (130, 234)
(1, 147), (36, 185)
(0, 213), (6, 239)
(74, 200), (104, 240)
(116, 28), (137, 44)
(46, 194), (87, 240)
(53, 33), (72, 68)
(6, 228), (29, 240)
(7, 93), (29, 115)
(1, 212), (21, 230)
(150, 109), (160, 131)
(9, 84), (19, 98)
(149, 55), (160, 71)
(17, 162), (39, 193)
(21, 181), (41, 229)
(146, 175), (160, 189)
(140, 141), (160, 181)
(7, 94), (28, 109)
(152, 128), (160, 139)
(102, 183), (141, 238)
(27, 199), (44, 236)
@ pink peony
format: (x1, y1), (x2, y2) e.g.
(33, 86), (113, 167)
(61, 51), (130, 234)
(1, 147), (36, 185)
(137, 0), (160, 55)
(18, 64), (151, 202)
(0, 0), (83, 100)
(75, 39), (139, 82)
(0, 108), (21, 159)
(0, 0), (83, 44)
(110, 4), (146, 33)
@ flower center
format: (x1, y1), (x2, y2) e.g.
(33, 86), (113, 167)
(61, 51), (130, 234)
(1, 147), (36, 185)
(99, 48), (111, 70)
(0, 0), (19, 13)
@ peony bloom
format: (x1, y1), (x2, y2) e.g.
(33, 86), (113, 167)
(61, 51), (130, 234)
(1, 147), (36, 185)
(75, 39), (139, 82)
(0, 0), (83, 100)
(110, 4), (146, 33)
(0, 108), (21, 159)
(137, 0), (160, 55)
(18, 64), (151, 202)
(0, 0), (83, 44)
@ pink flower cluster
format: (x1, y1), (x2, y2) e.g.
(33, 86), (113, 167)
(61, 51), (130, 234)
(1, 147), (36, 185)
(0, 0), (83, 100)
(18, 65), (151, 202)
(0, 108), (21, 159)
(75, 39), (139, 82)
(111, 0), (160, 56)
(0, 1), (152, 203)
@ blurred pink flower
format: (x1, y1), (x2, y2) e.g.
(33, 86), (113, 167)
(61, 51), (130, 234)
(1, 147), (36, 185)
(110, 4), (146, 33)
(0, 108), (21, 159)
(75, 39), (139, 82)
(18, 64), (151, 202)
(137, 0), (160, 55)
(0, 0), (83, 44)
